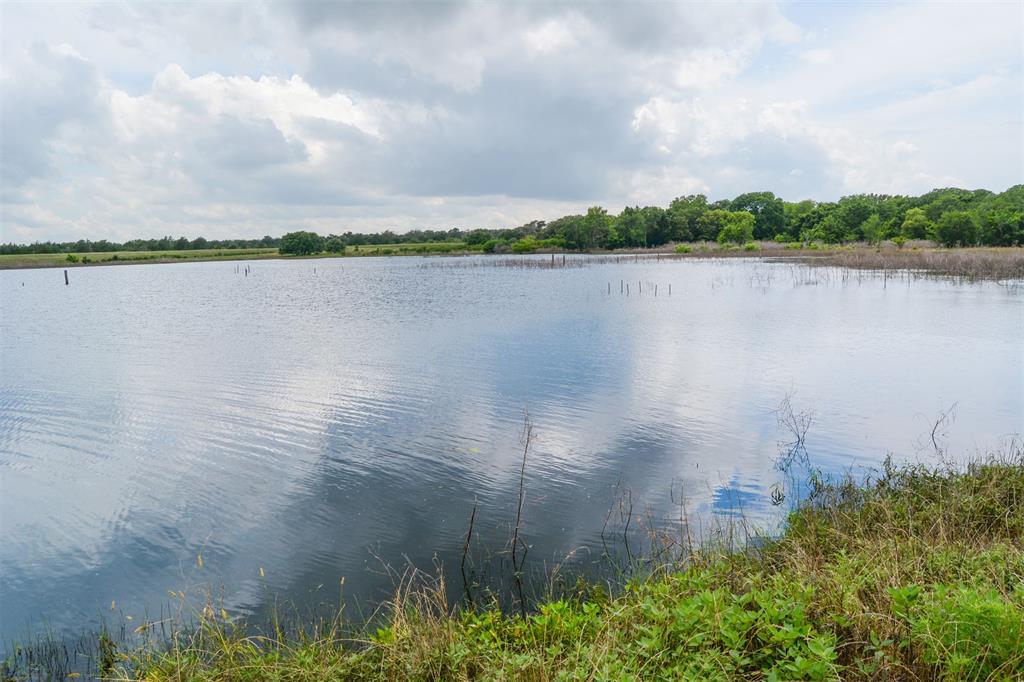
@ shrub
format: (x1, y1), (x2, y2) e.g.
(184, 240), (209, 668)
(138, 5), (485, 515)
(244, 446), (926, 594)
(674, 244), (692, 254)
(512, 237), (540, 253)
(65, 253), (79, 262)
(743, 241), (760, 251)
(892, 235), (907, 249)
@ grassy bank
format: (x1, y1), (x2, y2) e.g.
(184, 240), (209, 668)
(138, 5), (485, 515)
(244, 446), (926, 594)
(0, 248), (280, 269)
(97, 455), (1023, 681)
(4, 242), (1022, 282)
(0, 244), (471, 270)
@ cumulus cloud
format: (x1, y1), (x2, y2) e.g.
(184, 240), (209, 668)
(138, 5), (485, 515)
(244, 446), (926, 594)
(0, 1), (1020, 242)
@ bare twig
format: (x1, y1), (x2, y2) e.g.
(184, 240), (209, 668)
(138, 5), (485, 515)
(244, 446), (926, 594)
(460, 497), (478, 607)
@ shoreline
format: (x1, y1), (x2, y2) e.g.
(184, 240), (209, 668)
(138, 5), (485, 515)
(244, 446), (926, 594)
(7, 453), (1020, 680)
(3, 243), (1023, 281)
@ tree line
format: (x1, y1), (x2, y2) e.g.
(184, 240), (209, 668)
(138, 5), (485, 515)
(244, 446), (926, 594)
(3, 186), (1021, 256)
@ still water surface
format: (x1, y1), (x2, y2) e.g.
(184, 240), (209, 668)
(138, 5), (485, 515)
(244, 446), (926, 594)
(1, 256), (1021, 641)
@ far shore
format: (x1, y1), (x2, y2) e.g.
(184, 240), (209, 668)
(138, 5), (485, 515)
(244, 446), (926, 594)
(2, 242), (1022, 281)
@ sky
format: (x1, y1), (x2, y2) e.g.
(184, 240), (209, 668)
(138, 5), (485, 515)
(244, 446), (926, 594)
(1, 1), (1022, 243)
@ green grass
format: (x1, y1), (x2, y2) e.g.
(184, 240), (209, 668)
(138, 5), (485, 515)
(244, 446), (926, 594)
(98, 454), (1023, 681)
(0, 248), (280, 269)
(345, 242), (469, 256)
(0, 243), (472, 270)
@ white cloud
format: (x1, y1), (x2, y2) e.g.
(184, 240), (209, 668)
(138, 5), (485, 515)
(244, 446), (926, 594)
(524, 18), (580, 54)
(0, 1), (1020, 242)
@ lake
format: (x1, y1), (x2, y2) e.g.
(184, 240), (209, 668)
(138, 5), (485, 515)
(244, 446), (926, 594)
(1, 255), (1021, 644)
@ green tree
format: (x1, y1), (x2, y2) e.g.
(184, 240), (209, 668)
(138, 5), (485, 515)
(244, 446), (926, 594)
(280, 231), (324, 256)
(614, 207), (647, 248)
(580, 206), (612, 250)
(933, 211), (978, 247)
(465, 229), (492, 246)
(715, 211), (756, 245)
(666, 194), (709, 242)
(901, 208), (932, 240)
(641, 206), (671, 245)
(323, 236), (347, 253)
(836, 195), (875, 239)
(861, 215), (883, 245)
(730, 192), (785, 239)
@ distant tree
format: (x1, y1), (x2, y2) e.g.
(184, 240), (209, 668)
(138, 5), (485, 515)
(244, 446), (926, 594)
(696, 209), (730, 242)
(814, 213), (847, 243)
(640, 206), (671, 245)
(580, 206), (612, 250)
(714, 211), (756, 245)
(836, 195), (876, 238)
(901, 208), (932, 240)
(465, 229), (492, 246)
(280, 231), (324, 255)
(933, 211), (978, 247)
(730, 192), (784, 239)
(861, 215), (883, 245)
(324, 236), (347, 253)
(978, 208), (1023, 246)
(614, 206), (648, 248)
(783, 200), (816, 237)
(666, 194), (709, 242)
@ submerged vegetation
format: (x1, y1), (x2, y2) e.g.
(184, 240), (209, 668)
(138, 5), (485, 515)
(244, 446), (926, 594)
(16, 452), (1016, 681)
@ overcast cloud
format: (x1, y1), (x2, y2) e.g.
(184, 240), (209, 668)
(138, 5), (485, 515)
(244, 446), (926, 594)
(1, 1), (1021, 242)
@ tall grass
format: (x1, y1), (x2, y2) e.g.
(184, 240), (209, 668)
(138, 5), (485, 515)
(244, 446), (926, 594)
(80, 448), (1023, 681)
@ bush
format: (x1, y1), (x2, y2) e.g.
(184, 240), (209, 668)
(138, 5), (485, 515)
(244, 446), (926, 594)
(674, 244), (692, 254)
(65, 253), (79, 262)
(512, 237), (540, 253)
(892, 235), (907, 249)
(481, 239), (506, 254)
(743, 241), (760, 251)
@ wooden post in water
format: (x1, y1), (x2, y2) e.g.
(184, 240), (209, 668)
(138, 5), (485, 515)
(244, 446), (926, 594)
(655, 284), (658, 296)
(626, 283), (630, 296)
(620, 279), (623, 293)
(669, 284), (672, 296)
(638, 281), (642, 294)
(607, 282), (611, 294)
(551, 253), (555, 267)
(562, 254), (566, 266)
(64, 269), (68, 286)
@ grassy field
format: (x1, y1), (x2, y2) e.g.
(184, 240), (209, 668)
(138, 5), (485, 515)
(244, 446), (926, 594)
(346, 242), (469, 256)
(72, 453), (1022, 681)
(0, 248), (280, 269)
(0, 243), (473, 269)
